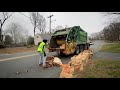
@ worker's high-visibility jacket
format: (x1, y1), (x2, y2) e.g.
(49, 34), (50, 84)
(37, 42), (45, 54)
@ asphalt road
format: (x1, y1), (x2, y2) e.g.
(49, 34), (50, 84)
(90, 40), (120, 60)
(0, 40), (120, 78)
(0, 50), (73, 78)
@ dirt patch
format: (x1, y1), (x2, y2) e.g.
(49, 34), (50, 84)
(0, 46), (38, 54)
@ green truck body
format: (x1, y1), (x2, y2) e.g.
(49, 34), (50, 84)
(48, 26), (91, 55)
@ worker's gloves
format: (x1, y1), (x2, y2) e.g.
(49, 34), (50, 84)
(44, 52), (46, 57)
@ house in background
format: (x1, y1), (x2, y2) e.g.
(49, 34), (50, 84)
(34, 33), (43, 45)
(34, 33), (50, 45)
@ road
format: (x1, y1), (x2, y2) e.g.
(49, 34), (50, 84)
(90, 40), (107, 53)
(0, 40), (120, 78)
(90, 40), (120, 60)
(0, 50), (73, 78)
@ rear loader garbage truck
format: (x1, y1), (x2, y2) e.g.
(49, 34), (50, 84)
(48, 26), (91, 55)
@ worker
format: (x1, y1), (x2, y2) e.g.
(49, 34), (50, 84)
(38, 39), (48, 68)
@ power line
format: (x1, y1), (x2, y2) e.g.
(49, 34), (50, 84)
(19, 12), (45, 19)
(19, 12), (30, 19)
(19, 12), (55, 34)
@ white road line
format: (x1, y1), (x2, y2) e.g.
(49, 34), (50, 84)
(0, 52), (49, 62)
(0, 54), (38, 62)
(0, 51), (49, 56)
(5, 51), (37, 55)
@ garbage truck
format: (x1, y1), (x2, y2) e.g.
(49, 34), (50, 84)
(48, 26), (91, 55)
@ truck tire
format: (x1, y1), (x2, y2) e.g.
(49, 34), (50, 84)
(75, 45), (80, 55)
(80, 45), (84, 52)
(85, 44), (88, 50)
(85, 44), (89, 50)
(87, 44), (90, 49)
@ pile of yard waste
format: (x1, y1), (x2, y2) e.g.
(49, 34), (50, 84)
(45, 49), (93, 78)
(45, 56), (62, 67)
(59, 41), (76, 55)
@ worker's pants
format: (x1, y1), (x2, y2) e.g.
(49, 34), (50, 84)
(39, 52), (46, 67)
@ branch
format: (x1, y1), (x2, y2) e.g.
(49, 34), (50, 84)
(1, 12), (14, 28)
(36, 22), (40, 27)
(7, 12), (14, 19)
(1, 18), (7, 27)
(0, 20), (2, 25)
(110, 12), (120, 14)
(3, 12), (6, 19)
(29, 12), (36, 27)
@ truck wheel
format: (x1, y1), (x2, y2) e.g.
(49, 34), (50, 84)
(80, 45), (84, 52)
(75, 45), (80, 55)
(87, 44), (90, 49)
(85, 44), (89, 50)
(85, 44), (88, 50)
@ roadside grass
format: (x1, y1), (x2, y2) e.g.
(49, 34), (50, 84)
(0, 46), (38, 54)
(105, 40), (120, 43)
(99, 43), (120, 53)
(76, 58), (120, 78)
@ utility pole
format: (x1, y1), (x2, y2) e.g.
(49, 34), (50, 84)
(48, 15), (53, 36)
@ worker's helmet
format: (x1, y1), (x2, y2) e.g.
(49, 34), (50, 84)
(43, 39), (48, 43)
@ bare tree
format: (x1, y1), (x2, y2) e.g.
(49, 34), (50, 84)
(4, 35), (13, 45)
(51, 25), (64, 34)
(0, 12), (14, 41)
(37, 15), (46, 34)
(19, 29), (29, 45)
(27, 36), (34, 45)
(102, 12), (120, 24)
(29, 12), (40, 36)
(55, 25), (64, 30)
(23, 29), (29, 44)
(90, 32), (99, 40)
(29, 12), (39, 36)
(105, 12), (120, 15)
(102, 22), (120, 41)
(29, 12), (46, 35)
(6, 23), (23, 45)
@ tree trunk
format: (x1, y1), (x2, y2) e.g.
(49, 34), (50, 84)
(34, 27), (36, 36)
(0, 28), (1, 41)
(0, 25), (3, 42)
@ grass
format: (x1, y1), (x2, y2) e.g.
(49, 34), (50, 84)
(99, 43), (120, 53)
(0, 46), (38, 54)
(0, 45), (49, 54)
(76, 58), (120, 78)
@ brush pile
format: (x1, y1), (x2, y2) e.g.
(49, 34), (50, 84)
(45, 49), (93, 78)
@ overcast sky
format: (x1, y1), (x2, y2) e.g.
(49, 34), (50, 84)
(3, 12), (111, 36)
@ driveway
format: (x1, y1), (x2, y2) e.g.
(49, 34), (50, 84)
(90, 40), (120, 60)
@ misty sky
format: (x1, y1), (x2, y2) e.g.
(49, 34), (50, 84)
(2, 12), (111, 36)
